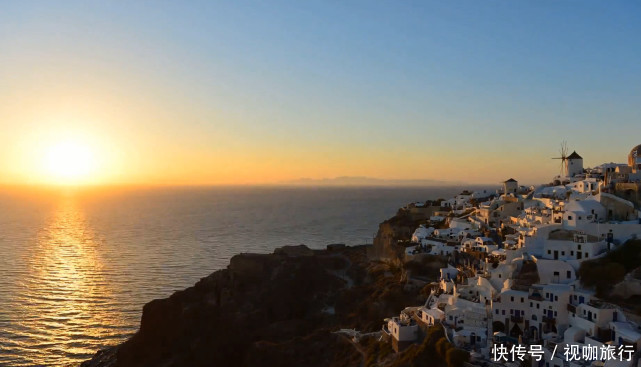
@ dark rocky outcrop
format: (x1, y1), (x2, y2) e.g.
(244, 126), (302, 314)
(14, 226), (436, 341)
(371, 208), (425, 261)
(81, 245), (435, 367)
(511, 260), (540, 291)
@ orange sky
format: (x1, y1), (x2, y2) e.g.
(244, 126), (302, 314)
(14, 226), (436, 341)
(2, 2), (640, 186)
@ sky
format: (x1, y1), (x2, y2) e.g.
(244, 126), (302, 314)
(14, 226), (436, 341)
(1, 1), (640, 186)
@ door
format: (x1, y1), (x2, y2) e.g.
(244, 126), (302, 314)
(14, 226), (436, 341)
(554, 250), (558, 260)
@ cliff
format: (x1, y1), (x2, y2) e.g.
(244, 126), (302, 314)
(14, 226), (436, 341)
(81, 244), (437, 367)
(578, 239), (641, 317)
(371, 208), (426, 261)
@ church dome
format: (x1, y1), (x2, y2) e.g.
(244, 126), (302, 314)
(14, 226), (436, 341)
(629, 144), (641, 166)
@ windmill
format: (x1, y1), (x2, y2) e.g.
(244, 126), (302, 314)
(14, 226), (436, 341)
(552, 141), (569, 178)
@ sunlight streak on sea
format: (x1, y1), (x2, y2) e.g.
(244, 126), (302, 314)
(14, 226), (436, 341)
(0, 198), (134, 366)
(0, 186), (468, 366)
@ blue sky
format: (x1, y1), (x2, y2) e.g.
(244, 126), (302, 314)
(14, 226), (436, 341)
(1, 1), (640, 185)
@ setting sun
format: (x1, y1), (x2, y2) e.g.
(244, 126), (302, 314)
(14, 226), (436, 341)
(44, 140), (95, 184)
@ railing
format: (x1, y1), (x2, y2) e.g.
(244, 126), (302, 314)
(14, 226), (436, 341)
(542, 316), (555, 323)
(510, 315), (523, 323)
(567, 304), (576, 313)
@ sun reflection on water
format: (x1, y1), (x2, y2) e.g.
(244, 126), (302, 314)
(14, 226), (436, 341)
(14, 198), (124, 366)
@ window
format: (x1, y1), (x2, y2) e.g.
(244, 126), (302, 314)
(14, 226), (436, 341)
(521, 297), (524, 303)
(578, 216), (582, 220)
(555, 296), (558, 301)
(511, 296), (514, 302)
(548, 250), (551, 254)
(502, 310), (505, 315)
(578, 245), (582, 250)
(495, 309), (499, 315)
(537, 304), (540, 309)
(571, 251), (574, 256)
(568, 216), (573, 220)
(561, 251), (565, 256)
(530, 302), (533, 307)
(567, 271), (572, 279)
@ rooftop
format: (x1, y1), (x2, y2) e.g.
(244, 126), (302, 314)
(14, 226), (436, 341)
(568, 151), (583, 159)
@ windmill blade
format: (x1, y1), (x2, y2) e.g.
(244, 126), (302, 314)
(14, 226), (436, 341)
(558, 141), (568, 178)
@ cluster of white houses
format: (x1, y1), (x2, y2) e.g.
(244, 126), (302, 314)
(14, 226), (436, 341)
(382, 145), (641, 367)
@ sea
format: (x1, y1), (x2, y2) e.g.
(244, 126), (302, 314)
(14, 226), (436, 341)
(0, 185), (473, 366)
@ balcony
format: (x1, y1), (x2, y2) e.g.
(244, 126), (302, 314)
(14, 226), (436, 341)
(510, 315), (524, 323)
(528, 294), (544, 301)
(567, 304), (576, 313)
(542, 316), (556, 323)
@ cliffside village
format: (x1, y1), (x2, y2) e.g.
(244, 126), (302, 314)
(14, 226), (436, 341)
(380, 145), (641, 367)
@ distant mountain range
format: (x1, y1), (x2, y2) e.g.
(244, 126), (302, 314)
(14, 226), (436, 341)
(281, 176), (467, 187)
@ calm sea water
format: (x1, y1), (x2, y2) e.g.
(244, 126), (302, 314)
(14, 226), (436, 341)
(0, 185), (468, 366)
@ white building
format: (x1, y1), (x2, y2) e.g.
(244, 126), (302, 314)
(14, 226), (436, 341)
(440, 265), (459, 282)
(418, 307), (444, 326)
(534, 258), (577, 284)
(540, 233), (607, 264)
(384, 315), (418, 342)
(567, 151), (584, 178)
(562, 199), (606, 228)
(569, 178), (599, 194)
(411, 225), (434, 243)
(504, 178), (518, 195)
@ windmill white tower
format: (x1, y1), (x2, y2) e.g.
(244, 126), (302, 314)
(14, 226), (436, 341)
(566, 151), (583, 177)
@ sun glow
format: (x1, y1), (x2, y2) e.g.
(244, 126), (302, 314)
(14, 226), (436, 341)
(44, 140), (96, 184)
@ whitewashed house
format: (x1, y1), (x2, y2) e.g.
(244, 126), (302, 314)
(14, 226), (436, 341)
(384, 314), (419, 342)
(562, 199), (606, 228)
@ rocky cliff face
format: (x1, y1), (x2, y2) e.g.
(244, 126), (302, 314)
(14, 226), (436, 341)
(82, 245), (429, 367)
(371, 208), (424, 261)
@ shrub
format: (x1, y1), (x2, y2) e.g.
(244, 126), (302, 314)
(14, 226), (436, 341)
(578, 240), (641, 297)
(446, 348), (470, 367)
(435, 337), (452, 359)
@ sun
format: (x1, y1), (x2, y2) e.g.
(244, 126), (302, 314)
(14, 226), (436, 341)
(44, 140), (95, 184)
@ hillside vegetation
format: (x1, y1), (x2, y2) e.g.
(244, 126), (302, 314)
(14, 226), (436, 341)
(578, 239), (641, 297)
